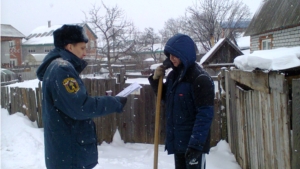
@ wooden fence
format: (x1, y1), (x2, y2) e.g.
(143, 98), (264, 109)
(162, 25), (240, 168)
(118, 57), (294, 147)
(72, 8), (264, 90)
(223, 68), (300, 169)
(1, 78), (224, 146)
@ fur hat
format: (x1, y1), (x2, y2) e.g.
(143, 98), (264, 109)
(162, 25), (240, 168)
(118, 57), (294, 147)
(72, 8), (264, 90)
(53, 24), (89, 48)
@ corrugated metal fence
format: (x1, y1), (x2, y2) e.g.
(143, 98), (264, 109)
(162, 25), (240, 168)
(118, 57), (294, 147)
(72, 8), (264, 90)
(1, 78), (224, 146)
(223, 68), (300, 169)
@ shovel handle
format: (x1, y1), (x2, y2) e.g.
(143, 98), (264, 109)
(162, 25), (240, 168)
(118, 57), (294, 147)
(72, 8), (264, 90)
(153, 76), (163, 169)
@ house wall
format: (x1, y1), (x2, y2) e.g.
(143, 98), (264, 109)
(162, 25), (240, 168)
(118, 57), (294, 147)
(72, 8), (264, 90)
(1, 37), (23, 67)
(84, 26), (97, 58)
(250, 25), (300, 53)
(22, 44), (54, 64)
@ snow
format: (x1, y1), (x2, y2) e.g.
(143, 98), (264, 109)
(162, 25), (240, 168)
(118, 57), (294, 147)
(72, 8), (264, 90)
(236, 36), (250, 49)
(234, 46), (300, 71)
(1, 79), (241, 169)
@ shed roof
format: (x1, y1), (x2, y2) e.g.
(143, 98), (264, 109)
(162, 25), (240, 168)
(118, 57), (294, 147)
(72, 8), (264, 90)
(244, 0), (300, 36)
(200, 38), (243, 64)
(1, 24), (25, 38)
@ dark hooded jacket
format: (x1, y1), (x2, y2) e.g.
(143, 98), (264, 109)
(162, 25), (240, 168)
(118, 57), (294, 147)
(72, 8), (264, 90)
(149, 34), (214, 154)
(36, 48), (125, 169)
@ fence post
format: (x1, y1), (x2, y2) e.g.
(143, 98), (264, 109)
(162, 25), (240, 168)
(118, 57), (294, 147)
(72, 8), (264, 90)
(292, 78), (300, 169)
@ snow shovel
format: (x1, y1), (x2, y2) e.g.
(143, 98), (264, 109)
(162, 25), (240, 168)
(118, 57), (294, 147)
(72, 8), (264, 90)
(153, 75), (163, 169)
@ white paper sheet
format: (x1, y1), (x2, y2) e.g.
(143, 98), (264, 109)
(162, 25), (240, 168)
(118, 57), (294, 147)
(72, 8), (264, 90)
(116, 82), (142, 97)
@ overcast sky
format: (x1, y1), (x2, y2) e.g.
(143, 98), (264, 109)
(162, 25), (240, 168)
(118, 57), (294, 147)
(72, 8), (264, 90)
(1, 0), (262, 36)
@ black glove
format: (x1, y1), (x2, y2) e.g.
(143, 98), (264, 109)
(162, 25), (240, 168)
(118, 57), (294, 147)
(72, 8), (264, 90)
(185, 147), (202, 165)
(118, 97), (127, 106)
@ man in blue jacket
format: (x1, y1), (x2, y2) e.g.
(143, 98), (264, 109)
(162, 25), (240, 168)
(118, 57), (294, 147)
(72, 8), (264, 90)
(148, 34), (214, 169)
(36, 24), (127, 169)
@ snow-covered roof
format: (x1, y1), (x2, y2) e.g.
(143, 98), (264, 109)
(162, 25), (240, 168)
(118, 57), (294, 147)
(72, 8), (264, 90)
(1, 24), (25, 38)
(200, 38), (226, 64)
(30, 53), (47, 62)
(234, 46), (300, 71)
(23, 24), (62, 45)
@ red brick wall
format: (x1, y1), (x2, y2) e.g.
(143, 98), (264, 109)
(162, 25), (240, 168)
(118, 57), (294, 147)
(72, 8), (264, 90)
(1, 37), (23, 66)
(84, 26), (97, 57)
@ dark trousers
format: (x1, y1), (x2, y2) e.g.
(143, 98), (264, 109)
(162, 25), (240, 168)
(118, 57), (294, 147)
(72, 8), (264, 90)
(174, 153), (206, 169)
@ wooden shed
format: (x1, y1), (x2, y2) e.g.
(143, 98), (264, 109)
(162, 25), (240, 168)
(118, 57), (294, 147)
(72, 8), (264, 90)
(199, 38), (243, 76)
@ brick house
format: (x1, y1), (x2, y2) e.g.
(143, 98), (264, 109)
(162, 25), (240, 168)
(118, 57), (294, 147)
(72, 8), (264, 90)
(244, 0), (300, 53)
(22, 21), (98, 65)
(1, 24), (25, 67)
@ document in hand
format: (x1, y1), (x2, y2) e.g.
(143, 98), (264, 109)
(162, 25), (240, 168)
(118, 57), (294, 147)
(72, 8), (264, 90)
(116, 82), (142, 97)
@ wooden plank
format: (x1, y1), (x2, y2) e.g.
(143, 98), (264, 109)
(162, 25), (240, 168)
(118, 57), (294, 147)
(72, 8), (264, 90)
(35, 82), (43, 128)
(230, 69), (269, 93)
(242, 90), (250, 169)
(280, 92), (291, 169)
(261, 91), (273, 169)
(10, 87), (16, 114)
(273, 91), (285, 169)
(235, 89), (244, 167)
(270, 91), (278, 169)
(269, 72), (288, 94)
(21, 88), (30, 118)
(210, 98), (221, 147)
(225, 70), (232, 147)
(256, 91), (265, 169)
(292, 79), (300, 169)
(251, 91), (259, 169)
(29, 88), (37, 122)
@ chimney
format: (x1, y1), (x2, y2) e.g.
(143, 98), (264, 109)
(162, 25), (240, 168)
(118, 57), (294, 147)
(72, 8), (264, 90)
(48, 21), (51, 28)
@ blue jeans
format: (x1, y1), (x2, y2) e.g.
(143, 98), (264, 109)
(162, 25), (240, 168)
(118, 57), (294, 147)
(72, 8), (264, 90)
(174, 153), (206, 169)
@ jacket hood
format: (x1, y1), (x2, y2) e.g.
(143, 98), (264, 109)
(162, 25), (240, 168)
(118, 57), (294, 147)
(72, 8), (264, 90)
(36, 48), (87, 81)
(164, 33), (197, 79)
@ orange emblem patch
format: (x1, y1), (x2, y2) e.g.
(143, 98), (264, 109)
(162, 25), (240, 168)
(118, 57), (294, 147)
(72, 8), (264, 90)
(63, 78), (80, 93)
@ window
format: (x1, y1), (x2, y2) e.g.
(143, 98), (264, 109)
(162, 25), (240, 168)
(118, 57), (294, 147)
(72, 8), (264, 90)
(28, 48), (35, 53)
(9, 41), (15, 47)
(44, 46), (53, 52)
(261, 39), (272, 50)
(90, 40), (95, 48)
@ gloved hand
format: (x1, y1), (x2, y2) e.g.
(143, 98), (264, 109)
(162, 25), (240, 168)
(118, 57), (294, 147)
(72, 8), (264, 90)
(185, 147), (202, 165)
(153, 65), (165, 80)
(118, 97), (127, 107)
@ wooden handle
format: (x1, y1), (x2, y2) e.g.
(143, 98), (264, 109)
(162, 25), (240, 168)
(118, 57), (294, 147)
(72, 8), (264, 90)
(153, 76), (163, 169)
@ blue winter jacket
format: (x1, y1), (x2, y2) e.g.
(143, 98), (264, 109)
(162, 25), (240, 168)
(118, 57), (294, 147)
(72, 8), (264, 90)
(149, 34), (215, 154)
(36, 48), (125, 169)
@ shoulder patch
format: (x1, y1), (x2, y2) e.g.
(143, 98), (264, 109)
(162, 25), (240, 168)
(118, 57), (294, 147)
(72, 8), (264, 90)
(63, 77), (80, 93)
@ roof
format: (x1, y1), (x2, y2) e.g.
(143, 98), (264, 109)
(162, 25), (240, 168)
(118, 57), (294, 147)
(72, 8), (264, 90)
(29, 53), (47, 62)
(221, 20), (251, 29)
(244, 0), (300, 36)
(1, 24), (25, 38)
(23, 23), (97, 45)
(200, 38), (243, 64)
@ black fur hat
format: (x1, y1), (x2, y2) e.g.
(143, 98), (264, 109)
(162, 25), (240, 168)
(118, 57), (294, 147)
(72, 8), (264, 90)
(53, 24), (89, 48)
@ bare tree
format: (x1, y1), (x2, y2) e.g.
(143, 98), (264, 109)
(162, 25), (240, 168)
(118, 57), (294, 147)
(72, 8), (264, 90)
(139, 27), (163, 63)
(86, 2), (134, 78)
(186, 0), (251, 51)
(159, 17), (188, 45)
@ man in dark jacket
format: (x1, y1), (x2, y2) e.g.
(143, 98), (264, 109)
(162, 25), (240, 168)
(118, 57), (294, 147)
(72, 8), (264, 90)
(36, 24), (127, 169)
(148, 34), (214, 169)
